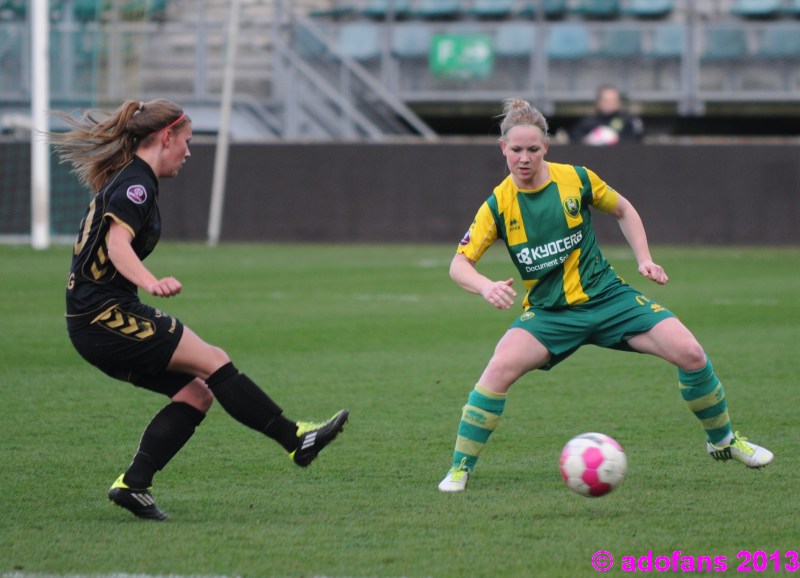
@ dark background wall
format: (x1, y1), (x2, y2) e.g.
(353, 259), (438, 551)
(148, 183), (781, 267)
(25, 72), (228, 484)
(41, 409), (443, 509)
(159, 142), (800, 245)
(2, 142), (797, 244)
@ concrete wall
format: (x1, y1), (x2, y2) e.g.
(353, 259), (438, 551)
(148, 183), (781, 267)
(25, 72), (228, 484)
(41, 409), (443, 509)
(159, 142), (800, 245)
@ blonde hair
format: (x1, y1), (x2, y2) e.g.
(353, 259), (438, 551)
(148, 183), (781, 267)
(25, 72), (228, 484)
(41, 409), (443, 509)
(498, 98), (549, 142)
(49, 99), (189, 192)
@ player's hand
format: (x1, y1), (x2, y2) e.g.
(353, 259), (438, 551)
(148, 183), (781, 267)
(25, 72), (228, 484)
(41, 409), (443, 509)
(638, 262), (668, 285)
(481, 278), (516, 309)
(147, 277), (182, 297)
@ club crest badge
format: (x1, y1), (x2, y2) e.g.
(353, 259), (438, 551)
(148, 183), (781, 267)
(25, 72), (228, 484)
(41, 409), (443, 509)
(563, 196), (580, 218)
(127, 184), (147, 205)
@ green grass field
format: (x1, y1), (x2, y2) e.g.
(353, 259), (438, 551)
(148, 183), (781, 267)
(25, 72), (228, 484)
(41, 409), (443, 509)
(1, 243), (798, 578)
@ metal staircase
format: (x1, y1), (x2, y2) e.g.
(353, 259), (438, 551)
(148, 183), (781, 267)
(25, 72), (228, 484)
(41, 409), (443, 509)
(159, 0), (437, 140)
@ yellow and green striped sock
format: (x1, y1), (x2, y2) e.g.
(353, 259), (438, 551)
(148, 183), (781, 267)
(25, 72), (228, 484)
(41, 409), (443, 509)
(452, 384), (507, 470)
(678, 358), (732, 445)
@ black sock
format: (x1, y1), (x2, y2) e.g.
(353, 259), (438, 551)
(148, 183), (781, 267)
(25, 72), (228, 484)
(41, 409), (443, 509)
(206, 362), (299, 452)
(123, 401), (206, 489)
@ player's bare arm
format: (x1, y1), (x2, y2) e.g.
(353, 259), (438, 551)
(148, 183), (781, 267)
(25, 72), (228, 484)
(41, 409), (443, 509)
(450, 252), (517, 309)
(107, 221), (182, 297)
(608, 193), (668, 285)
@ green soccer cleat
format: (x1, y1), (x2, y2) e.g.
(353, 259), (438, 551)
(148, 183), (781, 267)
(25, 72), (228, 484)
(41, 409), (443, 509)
(290, 409), (349, 467)
(107, 474), (169, 521)
(707, 432), (773, 469)
(438, 458), (470, 493)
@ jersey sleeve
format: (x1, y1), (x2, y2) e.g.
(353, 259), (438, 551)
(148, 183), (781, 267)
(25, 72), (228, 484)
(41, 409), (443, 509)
(585, 167), (619, 214)
(104, 181), (154, 239)
(457, 201), (498, 262)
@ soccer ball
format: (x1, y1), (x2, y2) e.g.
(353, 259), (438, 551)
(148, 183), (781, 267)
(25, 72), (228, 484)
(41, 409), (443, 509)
(559, 432), (627, 497)
(584, 125), (620, 146)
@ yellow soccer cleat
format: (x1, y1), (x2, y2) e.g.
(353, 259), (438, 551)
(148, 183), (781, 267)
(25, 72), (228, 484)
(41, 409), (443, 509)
(107, 474), (168, 521)
(438, 458), (471, 492)
(707, 432), (773, 469)
(290, 409), (349, 467)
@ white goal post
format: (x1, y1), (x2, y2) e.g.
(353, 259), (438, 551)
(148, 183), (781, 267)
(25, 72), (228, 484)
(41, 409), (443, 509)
(31, 0), (51, 250)
(207, 0), (240, 247)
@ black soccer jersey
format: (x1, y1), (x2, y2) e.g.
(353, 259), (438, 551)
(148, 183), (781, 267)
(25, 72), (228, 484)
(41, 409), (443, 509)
(66, 156), (161, 315)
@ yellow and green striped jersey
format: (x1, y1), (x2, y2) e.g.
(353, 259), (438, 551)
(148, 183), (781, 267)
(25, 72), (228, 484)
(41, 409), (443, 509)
(457, 162), (622, 310)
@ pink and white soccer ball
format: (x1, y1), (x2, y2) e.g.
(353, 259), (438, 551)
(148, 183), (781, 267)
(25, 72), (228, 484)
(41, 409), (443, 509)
(584, 125), (620, 146)
(559, 432), (627, 497)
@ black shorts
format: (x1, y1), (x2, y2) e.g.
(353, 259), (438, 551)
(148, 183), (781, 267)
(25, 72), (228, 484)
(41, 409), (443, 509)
(67, 300), (194, 396)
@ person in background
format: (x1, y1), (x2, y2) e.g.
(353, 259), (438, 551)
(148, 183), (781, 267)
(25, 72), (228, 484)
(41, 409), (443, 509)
(438, 98), (772, 493)
(50, 98), (348, 520)
(571, 84), (645, 145)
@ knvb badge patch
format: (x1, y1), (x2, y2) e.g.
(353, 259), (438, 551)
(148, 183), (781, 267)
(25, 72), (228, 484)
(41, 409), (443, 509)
(127, 184), (147, 205)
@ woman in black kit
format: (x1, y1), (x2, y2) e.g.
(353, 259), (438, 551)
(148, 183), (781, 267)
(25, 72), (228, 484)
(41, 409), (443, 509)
(51, 99), (348, 521)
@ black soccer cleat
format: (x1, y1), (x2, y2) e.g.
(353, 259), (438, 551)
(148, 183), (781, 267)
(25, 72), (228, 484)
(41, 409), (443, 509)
(290, 409), (349, 467)
(107, 474), (169, 521)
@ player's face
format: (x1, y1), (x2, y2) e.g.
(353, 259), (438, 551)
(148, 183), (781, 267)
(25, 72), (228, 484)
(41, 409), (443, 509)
(501, 124), (549, 189)
(161, 123), (192, 178)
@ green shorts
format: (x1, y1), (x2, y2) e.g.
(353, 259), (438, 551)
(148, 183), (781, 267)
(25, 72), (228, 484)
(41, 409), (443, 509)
(510, 283), (675, 370)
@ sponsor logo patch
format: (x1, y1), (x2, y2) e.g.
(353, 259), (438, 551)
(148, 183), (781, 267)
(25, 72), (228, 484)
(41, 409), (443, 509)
(126, 184), (147, 205)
